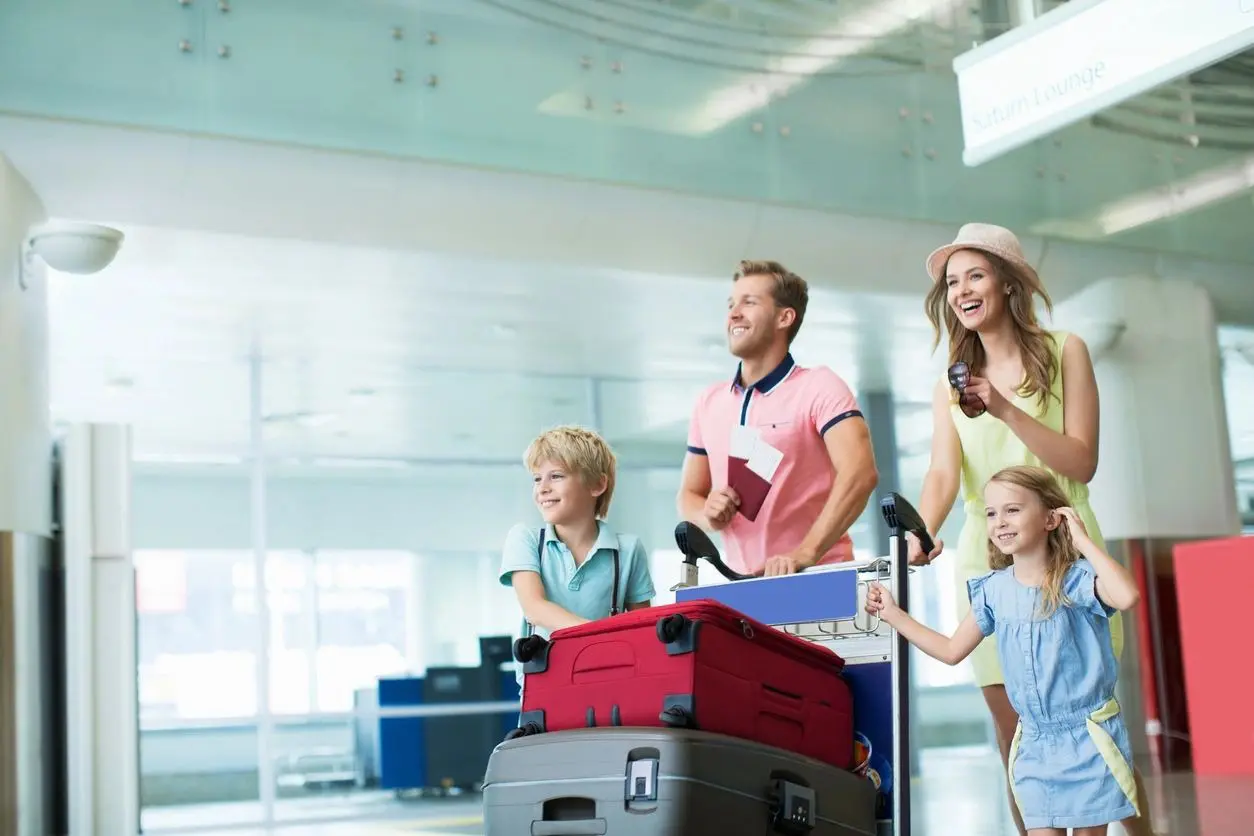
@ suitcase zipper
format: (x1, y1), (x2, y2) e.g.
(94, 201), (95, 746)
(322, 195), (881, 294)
(551, 601), (845, 670)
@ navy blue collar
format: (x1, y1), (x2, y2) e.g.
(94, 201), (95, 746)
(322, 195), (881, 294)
(731, 353), (796, 394)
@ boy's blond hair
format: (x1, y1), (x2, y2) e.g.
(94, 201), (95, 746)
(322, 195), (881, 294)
(524, 425), (618, 519)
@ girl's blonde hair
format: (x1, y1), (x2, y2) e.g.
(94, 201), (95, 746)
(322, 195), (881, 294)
(524, 425), (617, 519)
(985, 465), (1077, 618)
(925, 249), (1059, 412)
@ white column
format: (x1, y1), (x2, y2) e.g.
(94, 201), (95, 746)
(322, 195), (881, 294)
(60, 427), (95, 836)
(89, 424), (140, 835)
(404, 555), (428, 673)
(1056, 276), (1239, 539)
(63, 424), (141, 836)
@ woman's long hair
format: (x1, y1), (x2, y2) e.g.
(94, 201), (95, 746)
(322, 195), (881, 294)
(925, 250), (1059, 411)
(986, 465), (1077, 618)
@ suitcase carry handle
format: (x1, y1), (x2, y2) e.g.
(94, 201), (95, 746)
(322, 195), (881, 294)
(760, 683), (805, 722)
(531, 818), (608, 835)
(757, 681), (797, 716)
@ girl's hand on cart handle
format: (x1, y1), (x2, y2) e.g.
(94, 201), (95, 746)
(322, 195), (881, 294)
(865, 581), (899, 617)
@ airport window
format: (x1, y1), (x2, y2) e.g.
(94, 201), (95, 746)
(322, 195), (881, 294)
(136, 550), (260, 721)
(311, 550), (411, 712)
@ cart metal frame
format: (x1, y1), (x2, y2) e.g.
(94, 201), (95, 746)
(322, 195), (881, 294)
(673, 495), (917, 836)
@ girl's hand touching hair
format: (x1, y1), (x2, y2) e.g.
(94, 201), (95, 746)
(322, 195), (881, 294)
(1054, 506), (1090, 544)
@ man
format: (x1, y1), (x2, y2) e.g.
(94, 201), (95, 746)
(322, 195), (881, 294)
(677, 260), (878, 577)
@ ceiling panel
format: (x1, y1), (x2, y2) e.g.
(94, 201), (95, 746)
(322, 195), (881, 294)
(42, 223), (1254, 471)
(43, 223), (941, 460)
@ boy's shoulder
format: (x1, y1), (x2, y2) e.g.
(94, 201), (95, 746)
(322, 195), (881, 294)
(504, 522), (545, 550)
(611, 529), (646, 557)
(595, 521), (643, 556)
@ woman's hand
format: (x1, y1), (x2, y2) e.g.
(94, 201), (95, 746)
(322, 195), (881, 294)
(865, 581), (900, 618)
(907, 532), (945, 566)
(962, 375), (1013, 420)
(1055, 506), (1091, 544)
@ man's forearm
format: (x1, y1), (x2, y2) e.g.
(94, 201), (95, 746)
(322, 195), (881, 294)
(797, 463), (877, 563)
(678, 489), (709, 528)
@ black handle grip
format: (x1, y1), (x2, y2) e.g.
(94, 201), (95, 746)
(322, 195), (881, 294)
(879, 493), (934, 555)
(674, 522), (753, 581)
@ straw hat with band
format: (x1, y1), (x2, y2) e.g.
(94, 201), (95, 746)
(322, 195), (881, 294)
(925, 222), (1046, 300)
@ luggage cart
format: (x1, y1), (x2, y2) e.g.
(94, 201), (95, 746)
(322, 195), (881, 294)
(673, 493), (929, 836)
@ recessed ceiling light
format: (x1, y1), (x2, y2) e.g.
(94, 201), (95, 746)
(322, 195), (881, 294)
(348, 387), (376, 398)
(106, 376), (134, 390)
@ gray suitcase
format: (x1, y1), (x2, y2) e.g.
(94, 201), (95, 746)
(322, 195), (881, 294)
(482, 727), (877, 836)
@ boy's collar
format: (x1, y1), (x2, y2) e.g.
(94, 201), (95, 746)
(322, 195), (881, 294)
(544, 520), (619, 553)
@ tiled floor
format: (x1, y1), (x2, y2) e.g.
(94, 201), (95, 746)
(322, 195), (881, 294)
(154, 746), (1251, 836)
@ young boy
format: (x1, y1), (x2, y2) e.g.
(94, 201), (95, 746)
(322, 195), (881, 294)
(498, 425), (656, 687)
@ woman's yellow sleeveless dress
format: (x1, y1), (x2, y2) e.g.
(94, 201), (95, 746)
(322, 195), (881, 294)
(950, 331), (1123, 688)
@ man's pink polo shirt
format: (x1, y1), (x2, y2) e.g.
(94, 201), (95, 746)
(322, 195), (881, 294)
(686, 353), (863, 575)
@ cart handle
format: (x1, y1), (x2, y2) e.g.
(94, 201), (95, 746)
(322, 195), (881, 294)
(879, 493), (934, 555)
(673, 522), (754, 581)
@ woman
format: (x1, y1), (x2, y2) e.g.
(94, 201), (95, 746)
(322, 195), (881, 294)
(909, 223), (1153, 836)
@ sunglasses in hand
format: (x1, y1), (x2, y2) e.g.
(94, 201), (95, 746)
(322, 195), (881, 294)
(947, 361), (987, 418)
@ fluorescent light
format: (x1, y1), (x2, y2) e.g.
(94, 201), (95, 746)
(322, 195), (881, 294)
(1031, 151), (1254, 240)
(686, 0), (962, 135)
(1096, 153), (1254, 235)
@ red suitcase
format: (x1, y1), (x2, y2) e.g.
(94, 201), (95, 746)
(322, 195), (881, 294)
(509, 599), (855, 769)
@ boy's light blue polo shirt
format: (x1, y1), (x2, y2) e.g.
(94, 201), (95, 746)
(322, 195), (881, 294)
(498, 520), (657, 686)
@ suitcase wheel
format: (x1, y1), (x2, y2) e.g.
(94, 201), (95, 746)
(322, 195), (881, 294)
(513, 635), (548, 664)
(656, 613), (689, 644)
(503, 721), (543, 741)
(658, 704), (695, 729)
(656, 613), (700, 655)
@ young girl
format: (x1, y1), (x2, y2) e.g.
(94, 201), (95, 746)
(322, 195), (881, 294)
(867, 465), (1143, 836)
